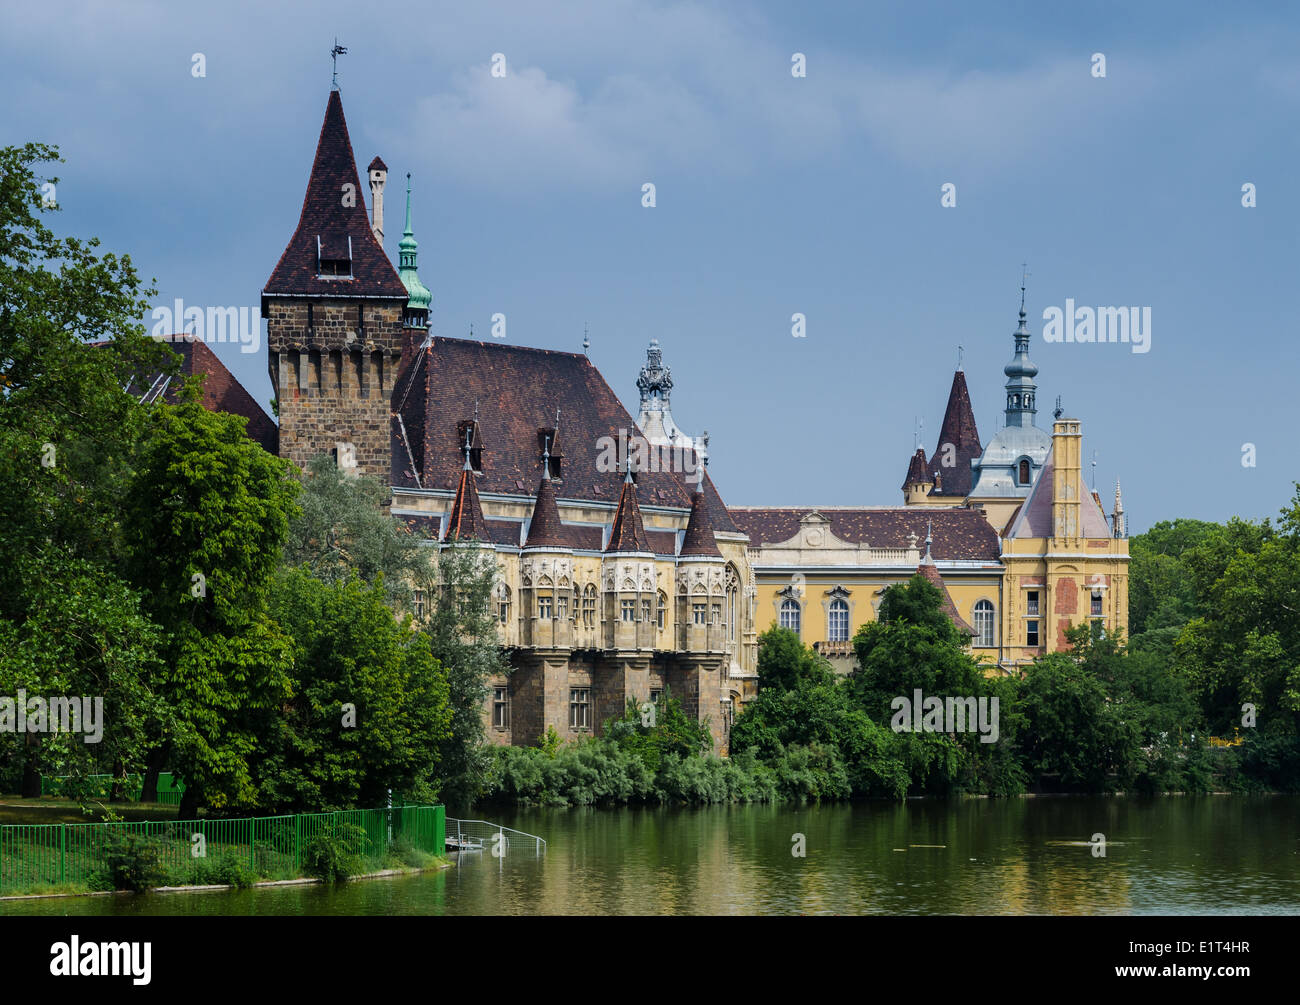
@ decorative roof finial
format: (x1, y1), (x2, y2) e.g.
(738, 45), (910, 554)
(1019, 262), (1030, 318)
(1054, 395), (1063, 420)
(330, 39), (348, 90)
(542, 434), (551, 481)
(582, 322), (590, 354)
(462, 425), (474, 472)
(925, 519), (933, 561)
(957, 345), (964, 371)
(1091, 450), (1098, 491)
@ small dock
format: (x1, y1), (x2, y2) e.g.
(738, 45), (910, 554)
(445, 818), (546, 857)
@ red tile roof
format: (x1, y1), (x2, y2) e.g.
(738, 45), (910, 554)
(126, 337), (277, 455)
(926, 370), (982, 497)
(680, 491), (722, 557)
(729, 507), (1001, 561)
(917, 557), (977, 635)
(902, 446), (930, 490)
(523, 473), (568, 548)
(262, 91), (407, 301)
(606, 476), (652, 553)
(443, 462), (488, 542)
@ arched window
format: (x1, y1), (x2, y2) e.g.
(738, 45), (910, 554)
(827, 599), (849, 642)
(973, 599), (995, 648)
(725, 566), (740, 642)
(779, 598), (801, 633)
(494, 583), (511, 625)
(582, 584), (597, 627)
(656, 590), (667, 630)
(1018, 458), (1031, 485)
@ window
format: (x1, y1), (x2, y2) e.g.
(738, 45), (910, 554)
(621, 599), (636, 622)
(557, 594), (568, 621)
(973, 600), (995, 648)
(492, 687), (509, 729)
(570, 688), (590, 730)
(642, 598), (652, 624)
(1091, 590), (1103, 616)
(412, 589), (425, 620)
(693, 602), (708, 625)
(583, 585), (597, 627)
(1018, 459), (1031, 485)
(828, 599), (849, 642)
(649, 689), (662, 705)
(1026, 590), (1039, 616)
(779, 598), (801, 632)
(495, 584), (510, 625)
(656, 591), (666, 630)
(711, 603), (722, 625)
(538, 595), (553, 620)
(1026, 620), (1039, 647)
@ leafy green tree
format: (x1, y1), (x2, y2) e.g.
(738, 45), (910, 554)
(603, 692), (711, 773)
(0, 142), (175, 799)
(259, 568), (451, 811)
(122, 391), (300, 815)
(283, 453), (428, 610)
(419, 542), (511, 806)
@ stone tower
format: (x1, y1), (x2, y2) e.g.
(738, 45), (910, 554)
(262, 89), (410, 478)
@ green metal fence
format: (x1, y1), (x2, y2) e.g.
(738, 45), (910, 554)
(40, 772), (186, 806)
(0, 804), (444, 896)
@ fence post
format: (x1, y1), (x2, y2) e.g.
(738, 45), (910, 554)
(60, 824), (66, 886)
(295, 813), (301, 873)
(250, 821), (256, 873)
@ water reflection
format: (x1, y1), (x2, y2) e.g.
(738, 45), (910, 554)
(2, 797), (1297, 916)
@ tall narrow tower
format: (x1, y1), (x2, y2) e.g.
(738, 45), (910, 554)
(261, 90), (409, 478)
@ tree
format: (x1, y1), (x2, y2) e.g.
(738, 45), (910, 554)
(259, 568), (452, 812)
(282, 453), (428, 610)
(122, 390), (300, 815)
(418, 543), (512, 806)
(0, 142), (175, 799)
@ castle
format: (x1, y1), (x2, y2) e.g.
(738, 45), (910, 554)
(239, 85), (1131, 754)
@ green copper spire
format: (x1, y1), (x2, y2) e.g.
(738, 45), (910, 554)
(398, 173), (432, 322)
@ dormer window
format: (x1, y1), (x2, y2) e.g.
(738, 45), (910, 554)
(537, 428), (562, 480)
(316, 234), (353, 279)
(457, 420), (484, 472)
(1017, 458), (1032, 485)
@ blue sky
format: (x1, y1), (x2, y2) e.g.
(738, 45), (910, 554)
(4, 0), (1298, 532)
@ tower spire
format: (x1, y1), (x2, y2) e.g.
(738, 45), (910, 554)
(397, 173), (432, 329)
(1003, 271), (1040, 429)
(330, 39), (347, 91)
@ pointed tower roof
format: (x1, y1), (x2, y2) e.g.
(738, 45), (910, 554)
(443, 433), (487, 542)
(263, 91), (408, 300)
(679, 489), (723, 557)
(605, 470), (652, 554)
(917, 523), (976, 636)
(524, 442), (570, 549)
(927, 370), (982, 496)
(902, 446), (931, 491)
(397, 174), (432, 315)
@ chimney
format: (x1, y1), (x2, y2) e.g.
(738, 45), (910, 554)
(367, 156), (388, 244)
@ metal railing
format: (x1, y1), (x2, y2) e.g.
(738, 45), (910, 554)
(0, 805), (445, 896)
(444, 817), (546, 857)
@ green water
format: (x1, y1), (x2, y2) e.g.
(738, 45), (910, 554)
(3, 797), (1298, 915)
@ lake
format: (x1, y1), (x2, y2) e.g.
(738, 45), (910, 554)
(3, 797), (1297, 915)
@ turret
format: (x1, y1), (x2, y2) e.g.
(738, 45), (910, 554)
(602, 464), (657, 651)
(521, 436), (575, 650)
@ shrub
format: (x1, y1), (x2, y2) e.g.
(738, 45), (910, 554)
(302, 823), (366, 882)
(90, 833), (166, 892)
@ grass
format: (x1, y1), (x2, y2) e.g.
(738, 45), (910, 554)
(0, 796), (183, 826)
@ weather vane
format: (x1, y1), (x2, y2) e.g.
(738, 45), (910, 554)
(331, 39), (348, 90)
(1019, 262), (1031, 313)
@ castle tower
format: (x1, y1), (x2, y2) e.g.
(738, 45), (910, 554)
(636, 339), (708, 466)
(443, 429), (489, 543)
(1051, 418), (1083, 546)
(521, 438), (574, 651)
(901, 447), (934, 504)
(602, 466), (657, 653)
(262, 90), (409, 478)
(928, 369), (982, 497)
(1004, 296), (1039, 429)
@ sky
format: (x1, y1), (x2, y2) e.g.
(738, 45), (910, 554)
(3, 0), (1298, 533)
